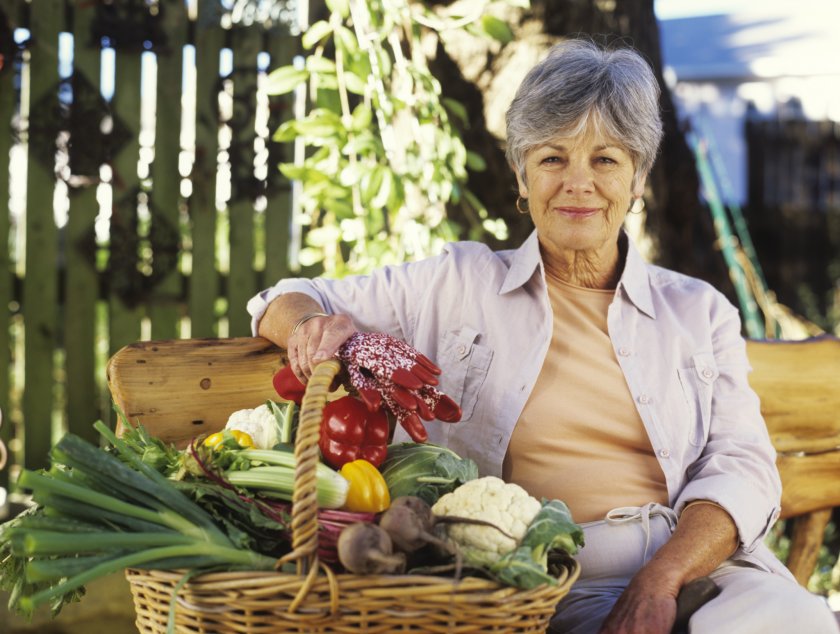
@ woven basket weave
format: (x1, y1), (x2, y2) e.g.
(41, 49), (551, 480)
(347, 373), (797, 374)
(125, 359), (580, 633)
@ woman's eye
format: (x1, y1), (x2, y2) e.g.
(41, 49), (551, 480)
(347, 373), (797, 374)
(595, 156), (616, 165)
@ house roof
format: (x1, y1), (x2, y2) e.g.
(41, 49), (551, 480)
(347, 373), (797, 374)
(659, 3), (840, 82)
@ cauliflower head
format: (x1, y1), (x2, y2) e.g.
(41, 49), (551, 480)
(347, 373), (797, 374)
(431, 476), (541, 565)
(225, 404), (278, 449)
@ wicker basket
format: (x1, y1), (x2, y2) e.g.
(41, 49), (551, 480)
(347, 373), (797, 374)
(125, 359), (580, 633)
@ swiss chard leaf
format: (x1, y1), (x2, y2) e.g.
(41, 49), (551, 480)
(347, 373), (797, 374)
(488, 545), (558, 590)
(523, 499), (585, 562)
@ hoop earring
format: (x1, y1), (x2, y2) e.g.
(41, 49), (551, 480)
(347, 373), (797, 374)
(628, 197), (645, 215)
(516, 196), (529, 214)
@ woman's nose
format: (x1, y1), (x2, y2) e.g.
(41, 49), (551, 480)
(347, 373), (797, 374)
(564, 163), (594, 193)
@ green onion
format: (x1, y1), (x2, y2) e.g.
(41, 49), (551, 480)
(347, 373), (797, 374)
(16, 543), (275, 615)
(10, 529), (194, 556)
(0, 426), (280, 617)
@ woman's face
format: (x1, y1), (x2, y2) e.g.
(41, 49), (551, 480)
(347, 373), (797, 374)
(515, 125), (645, 261)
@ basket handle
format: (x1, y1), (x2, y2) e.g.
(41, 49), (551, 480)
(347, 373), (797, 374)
(276, 358), (342, 576)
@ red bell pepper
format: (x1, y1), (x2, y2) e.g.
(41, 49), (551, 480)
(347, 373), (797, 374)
(273, 366), (390, 469)
(273, 366), (306, 405)
(319, 395), (390, 469)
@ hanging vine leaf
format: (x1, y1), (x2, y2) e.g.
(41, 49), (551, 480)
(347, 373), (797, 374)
(480, 15), (514, 43)
(302, 20), (334, 50)
(270, 0), (521, 276)
(265, 66), (309, 95)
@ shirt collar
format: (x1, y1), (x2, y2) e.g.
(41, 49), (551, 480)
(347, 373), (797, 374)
(618, 233), (657, 319)
(498, 229), (657, 319)
(499, 230), (543, 295)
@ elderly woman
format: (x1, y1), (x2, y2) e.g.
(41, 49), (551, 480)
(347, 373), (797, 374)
(248, 40), (837, 633)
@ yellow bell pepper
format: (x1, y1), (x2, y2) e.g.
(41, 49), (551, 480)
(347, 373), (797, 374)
(339, 459), (391, 513)
(203, 429), (254, 450)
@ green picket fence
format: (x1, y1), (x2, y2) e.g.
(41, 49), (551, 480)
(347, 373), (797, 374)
(0, 0), (301, 494)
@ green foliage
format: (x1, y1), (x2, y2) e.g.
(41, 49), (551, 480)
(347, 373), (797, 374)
(266, 0), (520, 276)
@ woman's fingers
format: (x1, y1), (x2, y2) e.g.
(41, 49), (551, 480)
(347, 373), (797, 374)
(290, 313), (355, 382)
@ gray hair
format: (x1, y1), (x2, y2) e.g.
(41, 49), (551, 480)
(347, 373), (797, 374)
(505, 39), (663, 187)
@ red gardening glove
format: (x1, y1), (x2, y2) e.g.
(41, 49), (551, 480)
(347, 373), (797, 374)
(336, 332), (461, 443)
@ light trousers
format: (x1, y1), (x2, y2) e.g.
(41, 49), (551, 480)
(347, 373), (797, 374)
(549, 504), (839, 634)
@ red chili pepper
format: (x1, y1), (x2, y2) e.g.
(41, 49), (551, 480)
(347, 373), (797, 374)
(319, 395), (390, 469)
(273, 366), (306, 405)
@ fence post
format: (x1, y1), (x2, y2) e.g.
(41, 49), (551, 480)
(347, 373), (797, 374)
(65, 0), (102, 445)
(0, 2), (17, 492)
(188, 13), (223, 338)
(262, 30), (295, 287)
(23, 0), (63, 470)
(107, 23), (143, 360)
(227, 25), (260, 336)
(149, 1), (188, 340)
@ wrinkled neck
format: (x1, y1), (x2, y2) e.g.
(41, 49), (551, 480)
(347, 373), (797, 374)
(542, 238), (625, 290)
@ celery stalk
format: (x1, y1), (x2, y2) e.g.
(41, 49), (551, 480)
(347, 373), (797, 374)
(226, 465), (349, 509)
(239, 448), (343, 480)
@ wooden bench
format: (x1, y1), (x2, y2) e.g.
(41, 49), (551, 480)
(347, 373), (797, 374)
(107, 335), (840, 587)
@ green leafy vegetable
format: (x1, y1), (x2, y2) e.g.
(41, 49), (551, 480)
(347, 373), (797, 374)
(487, 499), (584, 590)
(380, 443), (478, 505)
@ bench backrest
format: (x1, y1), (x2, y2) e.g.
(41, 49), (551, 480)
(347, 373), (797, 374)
(746, 336), (840, 519)
(107, 337), (285, 445)
(107, 335), (840, 520)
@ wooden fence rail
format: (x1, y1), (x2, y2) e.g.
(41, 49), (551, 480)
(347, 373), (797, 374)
(0, 0), (300, 495)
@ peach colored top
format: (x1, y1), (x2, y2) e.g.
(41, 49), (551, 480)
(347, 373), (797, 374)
(502, 273), (668, 523)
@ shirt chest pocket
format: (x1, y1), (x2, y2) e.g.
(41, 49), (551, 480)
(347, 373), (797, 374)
(677, 352), (719, 446)
(439, 327), (494, 421)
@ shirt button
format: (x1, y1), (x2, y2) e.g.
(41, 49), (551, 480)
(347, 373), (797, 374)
(638, 394), (651, 404)
(457, 344), (467, 355)
(702, 368), (714, 379)
(659, 448), (671, 458)
(618, 347), (631, 357)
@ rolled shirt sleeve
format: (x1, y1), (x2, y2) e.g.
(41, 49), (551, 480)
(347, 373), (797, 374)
(246, 252), (448, 342)
(247, 280), (326, 336)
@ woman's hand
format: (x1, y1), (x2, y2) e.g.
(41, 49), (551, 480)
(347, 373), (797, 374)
(256, 292), (356, 383)
(599, 566), (679, 634)
(288, 312), (355, 383)
(600, 502), (738, 634)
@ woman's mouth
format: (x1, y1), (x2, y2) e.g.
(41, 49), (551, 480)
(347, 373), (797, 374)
(555, 206), (599, 218)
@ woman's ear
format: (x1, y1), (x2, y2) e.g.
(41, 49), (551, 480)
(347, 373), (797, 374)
(514, 168), (528, 198)
(632, 173), (648, 198)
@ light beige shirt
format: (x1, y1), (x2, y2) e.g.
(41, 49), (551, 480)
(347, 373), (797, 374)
(502, 274), (669, 523)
